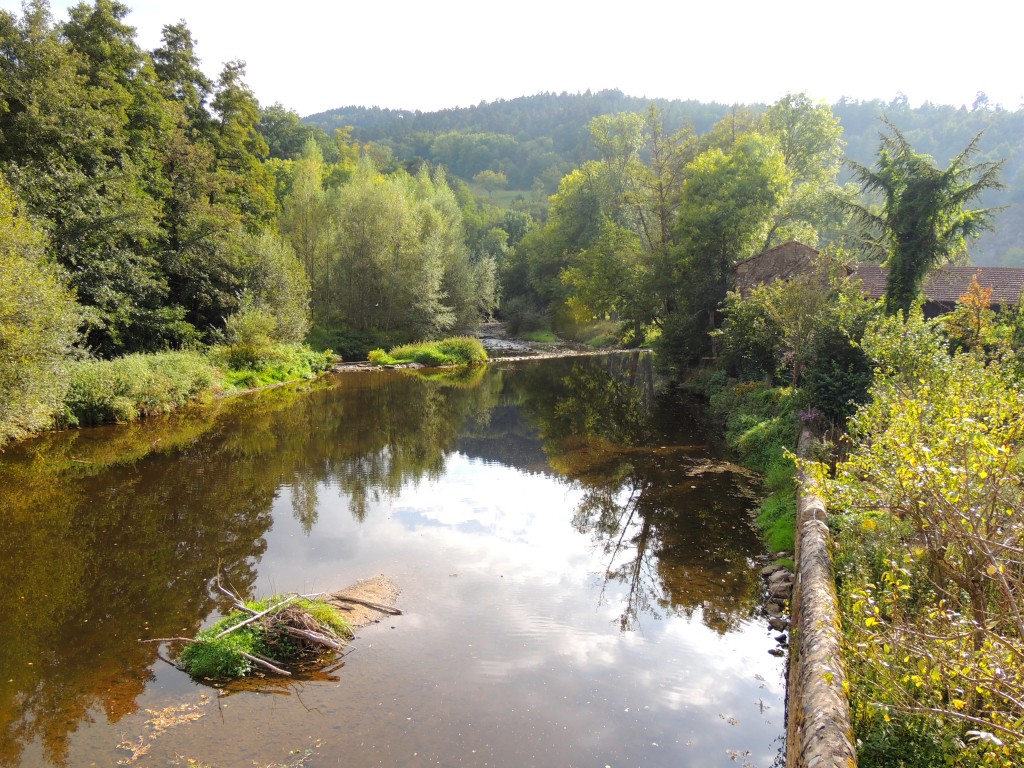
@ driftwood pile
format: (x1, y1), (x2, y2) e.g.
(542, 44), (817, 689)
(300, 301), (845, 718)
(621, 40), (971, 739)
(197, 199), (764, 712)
(145, 576), (401, 680)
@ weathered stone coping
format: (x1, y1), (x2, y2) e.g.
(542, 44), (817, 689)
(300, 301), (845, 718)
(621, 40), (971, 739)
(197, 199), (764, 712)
(787, 428), (857, 768)
(331, 347), (651, 372)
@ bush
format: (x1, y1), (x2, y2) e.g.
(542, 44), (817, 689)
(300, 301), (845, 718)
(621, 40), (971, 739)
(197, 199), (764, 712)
(435, 336), (488, 364)
(64, 351), (218, 427)
(501, 295), (548, 336)
(223, 302), (278, 370)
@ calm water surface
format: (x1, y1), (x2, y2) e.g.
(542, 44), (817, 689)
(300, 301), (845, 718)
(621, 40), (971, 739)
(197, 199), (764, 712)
(0, 354), (785, 768)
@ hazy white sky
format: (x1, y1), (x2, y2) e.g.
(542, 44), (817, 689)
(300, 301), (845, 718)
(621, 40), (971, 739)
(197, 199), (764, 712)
(28, 0), (1024, 116)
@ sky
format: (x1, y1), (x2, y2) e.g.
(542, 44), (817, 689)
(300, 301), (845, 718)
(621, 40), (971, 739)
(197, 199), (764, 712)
(23, 0), (1024, 117)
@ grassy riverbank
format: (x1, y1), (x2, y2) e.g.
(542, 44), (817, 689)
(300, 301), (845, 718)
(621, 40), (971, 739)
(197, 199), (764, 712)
(13, 343), (335, 438)
(688, 371), (801, 564)
(367, 336), (488, 366)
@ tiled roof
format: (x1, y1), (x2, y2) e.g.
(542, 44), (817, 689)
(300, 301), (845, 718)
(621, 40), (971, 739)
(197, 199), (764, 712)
(852, 264), (1024, 306)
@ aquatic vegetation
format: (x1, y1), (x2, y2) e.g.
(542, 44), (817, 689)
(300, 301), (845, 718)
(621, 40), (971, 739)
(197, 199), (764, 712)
(176, 595), (352, 681)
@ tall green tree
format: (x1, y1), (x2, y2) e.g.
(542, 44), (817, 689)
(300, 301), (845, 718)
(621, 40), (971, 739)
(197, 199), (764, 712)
(0, 178), (80, 445)
(151, 20), (213, 133)
(760, 93), (850, 248)
(849, 119), (1003, 315)
(328, 161), (493, 340)
(210, 59), (275, 230)
(669, 133), (790, 356)
(280, 138), (331, 319)
(0, 0), (174, 354)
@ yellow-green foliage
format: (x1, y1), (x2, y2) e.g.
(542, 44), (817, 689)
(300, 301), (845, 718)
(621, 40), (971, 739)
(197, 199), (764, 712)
(211, 343), (334, 390)
(0, 180), (81, 446)
(809, 311), (1024, 767)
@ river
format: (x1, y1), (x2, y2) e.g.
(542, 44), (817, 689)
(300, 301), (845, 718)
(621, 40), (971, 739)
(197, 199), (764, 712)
(0, 353), (785, 767)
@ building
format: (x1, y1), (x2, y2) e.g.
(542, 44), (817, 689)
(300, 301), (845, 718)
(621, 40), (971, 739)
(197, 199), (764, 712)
(735, 241), (1024, 314)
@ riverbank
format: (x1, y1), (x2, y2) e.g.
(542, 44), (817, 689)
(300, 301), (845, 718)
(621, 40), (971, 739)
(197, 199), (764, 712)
(0, 343), (335, 449)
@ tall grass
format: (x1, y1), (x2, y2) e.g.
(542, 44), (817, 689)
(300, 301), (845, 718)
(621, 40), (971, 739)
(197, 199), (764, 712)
(63, 351), (218, 427)
(61, 344), (335, 429)
(368, 336), (488, 366)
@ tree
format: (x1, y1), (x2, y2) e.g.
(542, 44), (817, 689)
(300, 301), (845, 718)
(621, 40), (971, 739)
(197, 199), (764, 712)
(327, 160), (492, 339)
(210, 59), (275, 230)
(849, 119), (1003, 315)
(0, 179), (80, 445)
(669, 133), (790, 355)
(280, 138), (331, 320)
(760, 93), (850, 249)
(472, 169), (507, 198)
(151, 20), (213, 132)
(259, 103), (321, 160)
(0, 1), (176, 355)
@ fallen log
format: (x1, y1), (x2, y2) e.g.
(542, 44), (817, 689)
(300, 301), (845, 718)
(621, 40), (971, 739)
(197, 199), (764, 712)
(330, 595), (403, 616)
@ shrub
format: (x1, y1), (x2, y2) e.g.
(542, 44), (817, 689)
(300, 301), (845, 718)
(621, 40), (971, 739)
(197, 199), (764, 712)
(64, 351), (218, 427)
(308, 322), (394, 361)
(435, 336), (488, 364)
(501, 295), (548, 336)
(214, 343), (335, 391)
(223, 302), (278, 370)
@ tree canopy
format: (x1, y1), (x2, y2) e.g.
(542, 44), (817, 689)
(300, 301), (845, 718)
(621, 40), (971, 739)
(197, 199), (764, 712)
(849, 120), (1003, 315)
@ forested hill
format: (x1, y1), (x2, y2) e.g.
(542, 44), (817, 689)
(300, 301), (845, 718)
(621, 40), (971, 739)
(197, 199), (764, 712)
(306, 91), (1024, 265)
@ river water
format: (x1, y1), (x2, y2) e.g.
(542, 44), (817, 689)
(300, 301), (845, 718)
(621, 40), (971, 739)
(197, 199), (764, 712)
(0, 353), (785, 768)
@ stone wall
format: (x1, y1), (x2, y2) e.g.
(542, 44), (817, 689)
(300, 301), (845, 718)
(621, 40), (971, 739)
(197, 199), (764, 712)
(786, 429), (857, 768)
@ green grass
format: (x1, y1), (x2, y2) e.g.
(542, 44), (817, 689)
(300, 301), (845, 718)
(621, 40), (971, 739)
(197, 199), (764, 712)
(63, 351), (218, 427)
(61, 344), (335, 429)
(211, 344), (334, 391)
(368, 336), (488, 366)
(703, 378), (803, 554)
(177, 596), (351, 681)
(520, 329), (557, 343)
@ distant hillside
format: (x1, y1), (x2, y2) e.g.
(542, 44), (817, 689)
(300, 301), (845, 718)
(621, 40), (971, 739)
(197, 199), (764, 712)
(306, 91), (1024, 266)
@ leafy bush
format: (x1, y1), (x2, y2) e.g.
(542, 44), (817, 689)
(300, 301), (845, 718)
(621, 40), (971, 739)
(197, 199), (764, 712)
(501, 295), (548, 336)
(64, 352), (218, 427)
(223, 301), (278, 370)
(808, 311), (1024, 767)
(435, 336), (488, 364)
(308, 322), (394, 361)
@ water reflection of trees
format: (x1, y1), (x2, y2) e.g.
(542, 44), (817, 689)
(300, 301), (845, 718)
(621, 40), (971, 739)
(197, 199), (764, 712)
(0, 370), (500, 766)
(518, 354), (764, 633)
(0, 356), (761, 765)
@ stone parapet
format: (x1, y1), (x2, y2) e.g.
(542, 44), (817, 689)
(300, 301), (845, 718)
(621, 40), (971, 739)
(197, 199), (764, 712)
(786, 429), (857, 768)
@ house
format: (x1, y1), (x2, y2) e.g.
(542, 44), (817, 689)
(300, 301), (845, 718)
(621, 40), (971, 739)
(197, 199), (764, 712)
(735, 241), (821, 298)
(852, 263), (1024, 315)
(735, 241), (1024, 314)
